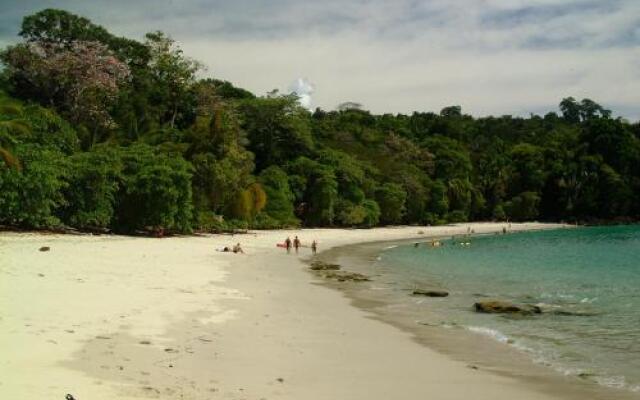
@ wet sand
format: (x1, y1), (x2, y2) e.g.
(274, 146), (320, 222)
(315, 239), (640, 400)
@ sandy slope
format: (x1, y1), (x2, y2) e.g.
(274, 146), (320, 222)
(0, 223), (583, 400)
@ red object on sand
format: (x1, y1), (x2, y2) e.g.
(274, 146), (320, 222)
(276, 243), (287, 248)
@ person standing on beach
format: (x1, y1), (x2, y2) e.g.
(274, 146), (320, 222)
(285, 237), (292, 253)
(311, 240), (318, 254)
(293, 236), (301, 253)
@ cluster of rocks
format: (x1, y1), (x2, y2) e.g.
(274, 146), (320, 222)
(473, 300), (599, 317)
(320, 270), (371, 282)
(309, 260), (596, 318)
(309, 262), (370, 282)
(412, 289), (449, 297)
(309, 261), (341, 271)
(474, 300), (542, 315)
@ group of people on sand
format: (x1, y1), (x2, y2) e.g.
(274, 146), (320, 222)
(218, 243), (244, 254)
(283, 236), (318, 254)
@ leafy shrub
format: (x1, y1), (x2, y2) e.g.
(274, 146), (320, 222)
(447, 210), (468, 223)
(361, 199), (381, 227)
(375, 183), (406, 225)
(505, 192), (540, 221)
(259, 166), (298, 224)
(0, 144), (68, 228)
(114, 144), (193, 233)
(23, 105), (79, 154)
(60, 147), (122, 229)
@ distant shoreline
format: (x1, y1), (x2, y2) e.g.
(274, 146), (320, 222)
(0, 220), (605, 238)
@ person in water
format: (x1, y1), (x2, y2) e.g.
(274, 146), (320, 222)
(293, 236), (301, 253)
(311, 240), (318, 254)
(285, 237), (292, 253)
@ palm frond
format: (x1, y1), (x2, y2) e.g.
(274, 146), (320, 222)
(0, 147), (22, 171)
(0, 119), (32, 136)
(0, 103), (23, 117)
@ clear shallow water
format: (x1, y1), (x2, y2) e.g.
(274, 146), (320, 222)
(378, 226), (640, 392)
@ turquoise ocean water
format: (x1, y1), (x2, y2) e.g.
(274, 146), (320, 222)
(377, 225), (640, 392)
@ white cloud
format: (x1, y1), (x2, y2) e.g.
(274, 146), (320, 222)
(289, 78), (315, 111)
(184, 35), (639, 118)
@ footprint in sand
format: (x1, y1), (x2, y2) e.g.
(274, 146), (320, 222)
(141, 386), (159, 394)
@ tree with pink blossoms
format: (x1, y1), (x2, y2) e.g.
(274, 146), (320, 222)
(1, 40), (130, 147)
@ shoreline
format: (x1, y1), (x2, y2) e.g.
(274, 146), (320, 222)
(312, 231), (639, 400)
(5, 222), (634, 399)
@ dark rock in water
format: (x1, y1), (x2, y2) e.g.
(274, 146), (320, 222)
(474, 300), (541, 315)
(309, 261), (341, 271)
(412, 289), (449, 297)
(547, 309), (599, 317)
(39, 246), (50, 252)
(578, 372), (596, 379)
(321, 271), (370, 282)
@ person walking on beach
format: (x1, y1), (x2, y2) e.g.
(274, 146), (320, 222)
(293, 236), (301, 253)
(285, 237), (292, 253)
(311, 240), (318, 254)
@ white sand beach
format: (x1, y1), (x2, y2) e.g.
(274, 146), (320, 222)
(2, 222), (616, 400)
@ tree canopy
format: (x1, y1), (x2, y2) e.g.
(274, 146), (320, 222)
(1, 9), (639, 233)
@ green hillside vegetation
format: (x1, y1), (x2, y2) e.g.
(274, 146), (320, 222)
(1, 9), (639, 233)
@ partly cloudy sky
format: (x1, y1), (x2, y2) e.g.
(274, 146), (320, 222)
(0, 0), (638, 119)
